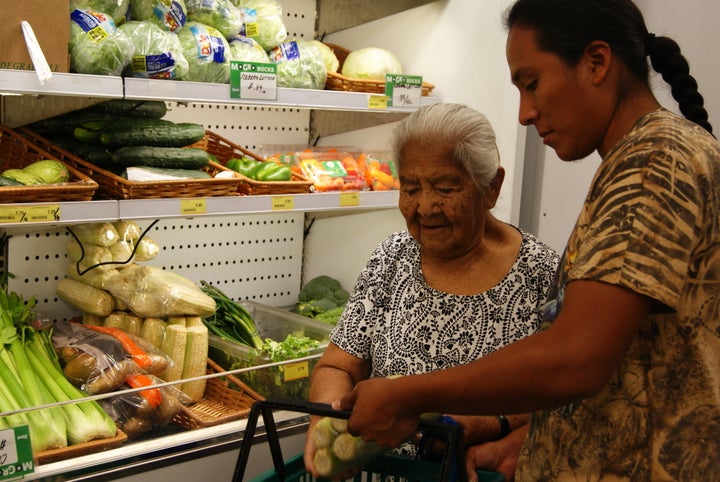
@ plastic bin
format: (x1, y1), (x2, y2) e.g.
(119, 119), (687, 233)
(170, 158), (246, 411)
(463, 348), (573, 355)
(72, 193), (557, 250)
(234, 399), (505, 482)
(208, 301), (333, 399)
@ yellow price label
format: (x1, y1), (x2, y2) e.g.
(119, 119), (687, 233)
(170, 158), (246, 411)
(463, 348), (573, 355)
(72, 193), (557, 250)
(271, 196), (294, 210)
(368, 95), (388, 109)
(0, 205), (61, 224)
(180, 198), (207, 215)
(339, 192), (360, 207)
(283, 361), (310, 382)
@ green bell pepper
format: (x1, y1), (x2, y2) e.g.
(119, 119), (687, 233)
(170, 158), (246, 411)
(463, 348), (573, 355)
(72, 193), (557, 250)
(226, 157), (262, 178)
(254, 162), (292, 182)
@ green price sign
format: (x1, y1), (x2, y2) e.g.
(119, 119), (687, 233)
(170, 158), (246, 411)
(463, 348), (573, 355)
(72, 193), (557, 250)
(0, 426), (35, 480)
(385, 74), (423, 108)
(230, 61), (278, 100)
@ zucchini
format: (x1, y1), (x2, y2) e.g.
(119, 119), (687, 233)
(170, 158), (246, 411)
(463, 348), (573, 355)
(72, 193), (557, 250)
(0, 175), (25, 187)
(87, 99), (168, 119)
(100, 122), (206, 148)
(111, 146), (212, 170)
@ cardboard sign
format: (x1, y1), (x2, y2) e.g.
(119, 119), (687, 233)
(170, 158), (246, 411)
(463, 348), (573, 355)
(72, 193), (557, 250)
(0, 1), (70, 73)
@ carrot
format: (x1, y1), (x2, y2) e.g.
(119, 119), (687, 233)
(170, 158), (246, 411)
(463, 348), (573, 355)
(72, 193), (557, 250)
(125, 373), (163, 407)
(81, 323), (154, 369)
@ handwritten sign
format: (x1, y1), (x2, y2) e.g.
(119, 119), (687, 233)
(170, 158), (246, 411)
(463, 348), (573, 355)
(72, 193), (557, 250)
(385, 74), (423, 108)
(230, 61), (278, 100)
(0, 426), (34, 479)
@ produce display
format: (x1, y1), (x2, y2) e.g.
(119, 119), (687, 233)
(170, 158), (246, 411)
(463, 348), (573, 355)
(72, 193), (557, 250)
(294, 275), (349, 325)
(201, 284), (330, 399)
(58, 220), (214, 414)
(0, 274), (118, 452)
(28, 99), (222, 181)
(225, 155), (292, 182)
(341, 47), (403, 81)
(1, 159), (71, 186)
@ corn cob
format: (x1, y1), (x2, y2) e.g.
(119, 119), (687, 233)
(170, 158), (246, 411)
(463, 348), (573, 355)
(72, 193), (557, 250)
(82, 313), (105, 326)
(180, 316), (209, 403)
(66, 262), (118, 290)
(140, 317), (167, 348)
(159, 316), (187, 382)
(312, 416), (340, 449)
(69, 222), (119, 247)
(66, 239), (113, 266)
(123, 313), (143, 337)
(56, 278), (115, 317)
(103, 312), (126, 330)
(113, 220), (142, 242)
(134, 237), (160, 261)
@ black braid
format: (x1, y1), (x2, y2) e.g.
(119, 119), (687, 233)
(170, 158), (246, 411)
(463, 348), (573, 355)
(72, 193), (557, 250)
(649, 36), (713, 134)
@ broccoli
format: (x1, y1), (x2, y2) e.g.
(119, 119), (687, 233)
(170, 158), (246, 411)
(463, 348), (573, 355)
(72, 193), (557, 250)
(298, 275), (350, 306)
(297, 298), (338, 317)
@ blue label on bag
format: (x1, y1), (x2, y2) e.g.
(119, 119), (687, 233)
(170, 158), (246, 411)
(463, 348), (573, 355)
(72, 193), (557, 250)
(153, 0), (187, 31)
(70, 9), (117, 42)
(190, 24), (226, 63)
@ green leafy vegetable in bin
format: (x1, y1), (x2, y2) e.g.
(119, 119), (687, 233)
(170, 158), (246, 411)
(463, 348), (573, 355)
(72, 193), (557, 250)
(199, 281), (263, 349)
(296, 275), (350, 323)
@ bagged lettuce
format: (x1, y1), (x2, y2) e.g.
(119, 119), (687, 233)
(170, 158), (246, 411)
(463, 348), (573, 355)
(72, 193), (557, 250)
(70, 9), (135, 76)
(176, 21), (232, 83)
(270, 39), (327, 90)
(129, 0), (188, 32)
(236, 0), (287, 51)
(229, 35), (270, 63)
(186, 0), (244, 39)
(70, 0), (131, 25)
(119, 20), (189, 79)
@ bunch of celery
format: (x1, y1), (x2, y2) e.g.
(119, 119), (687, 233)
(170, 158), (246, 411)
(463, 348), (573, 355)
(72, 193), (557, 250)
(0, 275), (116, 452)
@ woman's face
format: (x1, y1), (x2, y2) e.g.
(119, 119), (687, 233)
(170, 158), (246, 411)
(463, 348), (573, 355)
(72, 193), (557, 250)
(398, 142), (494, 259)
(506, 26), (608, 161)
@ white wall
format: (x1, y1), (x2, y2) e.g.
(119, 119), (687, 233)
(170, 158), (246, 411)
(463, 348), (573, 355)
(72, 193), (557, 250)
(524, 0), (720, 253)
(303, 0), (522, 289)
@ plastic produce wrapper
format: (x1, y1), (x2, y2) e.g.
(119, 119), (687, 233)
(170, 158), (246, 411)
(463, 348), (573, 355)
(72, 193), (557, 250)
(103, 264), (216, 318)
(99, 374), (190, 439)
(236, 0), (287, 51)
(130, 0), (188, 32)
(176, 21), (231, 83)
(270, 39), (327, 90)
(294, 150), (367, 192)
(52, 319), (173, 394)
(186, 0), (244, 40)
(229, 35), (269, 63)
(119, 20), (189, 79)
(70, 0), (131, 25)
(69, 9), (135, 76)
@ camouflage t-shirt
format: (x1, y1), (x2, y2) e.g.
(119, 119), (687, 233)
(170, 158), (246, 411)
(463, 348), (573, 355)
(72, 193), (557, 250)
(515, 109), (720, 481)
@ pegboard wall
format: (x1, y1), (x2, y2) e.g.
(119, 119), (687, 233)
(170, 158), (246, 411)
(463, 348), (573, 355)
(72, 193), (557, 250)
(5, 212), (305, 322)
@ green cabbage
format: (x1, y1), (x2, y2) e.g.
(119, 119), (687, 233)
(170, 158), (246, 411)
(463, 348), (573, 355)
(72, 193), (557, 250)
(236, 0), (287, 51)
(176, 21), (232, 83)
(341, 47), (403, 81)
(186, 0), (244, 39)
(229, 36), (270, 63)
(69, 9), (135, 76)
(70, 0), (131, 25)
(270, 39), (327, 90)
(311, 40), (339, 74)
(129, 0), (188, 32)
(118, 20), (189, 79)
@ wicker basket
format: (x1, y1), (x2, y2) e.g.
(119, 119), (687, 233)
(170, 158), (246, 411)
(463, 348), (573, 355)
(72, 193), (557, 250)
(173, 358), (264, 430)
(0, 125), (98, 204)
(199, 131), (314, 195)
(323, 43), (435, 96)
(19, 128), (243, 200)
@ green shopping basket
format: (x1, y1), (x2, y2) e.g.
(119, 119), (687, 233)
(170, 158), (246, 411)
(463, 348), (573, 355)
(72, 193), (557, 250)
(233, 399), (505, 482)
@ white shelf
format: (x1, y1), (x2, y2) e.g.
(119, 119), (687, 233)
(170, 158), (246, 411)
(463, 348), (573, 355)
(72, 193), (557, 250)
(0, 70), (124, 98)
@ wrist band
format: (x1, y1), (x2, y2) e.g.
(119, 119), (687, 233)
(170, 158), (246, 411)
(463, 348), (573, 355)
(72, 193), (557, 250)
(496, 414), (511, 439)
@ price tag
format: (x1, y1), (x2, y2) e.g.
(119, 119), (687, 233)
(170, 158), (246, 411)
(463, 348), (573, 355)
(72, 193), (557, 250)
(283, 361), (310, 382)
(271, 196), (294, 210)
(339, 192), (360, 207)
(180, 198), (207, 215)
(230, 61), (278, 100)
(367, 95), (388, 110)
(0, 205), (61, 224)
(385, 74), (423, 108)
(0, 426), (34, 480)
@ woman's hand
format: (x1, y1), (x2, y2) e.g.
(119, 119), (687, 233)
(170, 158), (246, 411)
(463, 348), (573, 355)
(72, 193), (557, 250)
(465, 422), (529, 482)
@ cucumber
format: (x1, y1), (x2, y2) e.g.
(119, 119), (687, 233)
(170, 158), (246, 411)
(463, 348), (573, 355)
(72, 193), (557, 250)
(86, 99), (168, 119)
(111, 146), (212, 170)
(0, 175), (25, 187)
(100, 122), (206, 148)
(74, 118), (175, 144)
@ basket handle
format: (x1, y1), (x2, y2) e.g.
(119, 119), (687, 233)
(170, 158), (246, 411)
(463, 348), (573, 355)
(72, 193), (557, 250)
(232, 398), (468, 482)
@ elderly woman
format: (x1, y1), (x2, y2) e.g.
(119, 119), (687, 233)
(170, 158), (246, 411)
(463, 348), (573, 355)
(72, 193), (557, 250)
(303, 103), (559, 478)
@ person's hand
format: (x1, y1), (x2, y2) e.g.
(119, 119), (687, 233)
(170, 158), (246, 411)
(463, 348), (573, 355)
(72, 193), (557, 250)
(333, 377), (420, 448)
(464, 423), (529, 482)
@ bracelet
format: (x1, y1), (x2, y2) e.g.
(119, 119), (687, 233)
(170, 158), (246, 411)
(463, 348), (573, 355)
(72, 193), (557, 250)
(496, 414), (511, 439)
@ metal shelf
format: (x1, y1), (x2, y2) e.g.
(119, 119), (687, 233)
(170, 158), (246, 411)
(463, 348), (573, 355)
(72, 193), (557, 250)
(0, 70), (124, 98)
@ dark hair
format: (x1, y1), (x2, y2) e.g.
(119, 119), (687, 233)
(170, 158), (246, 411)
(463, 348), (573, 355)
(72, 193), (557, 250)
(503, 0), (713, 134)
